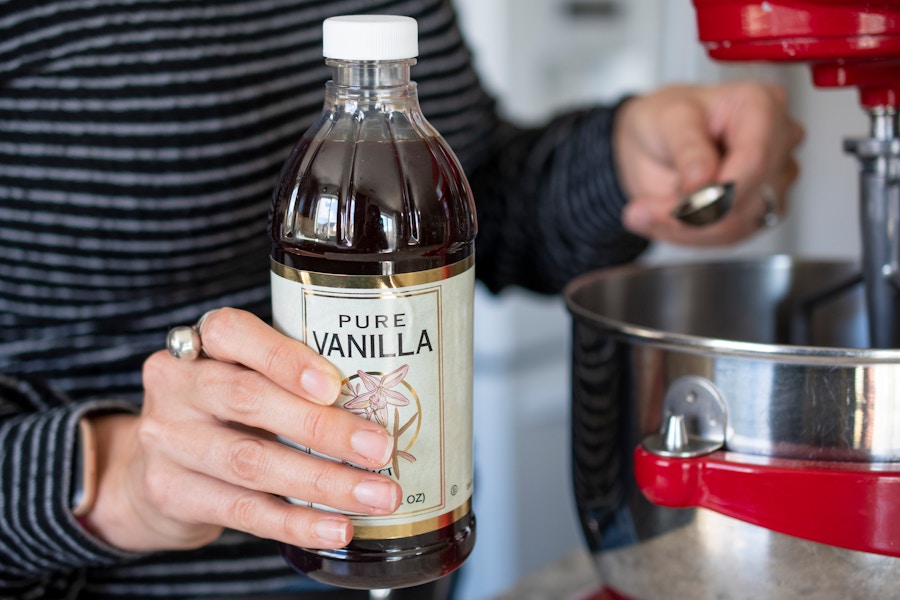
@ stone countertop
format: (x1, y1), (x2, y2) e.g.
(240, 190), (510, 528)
(490, 549), (601, 600)
(491, 510), (900, 600)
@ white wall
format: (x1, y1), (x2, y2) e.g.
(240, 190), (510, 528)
(785, 73), (865, 260)
(451, 1), (870, 598)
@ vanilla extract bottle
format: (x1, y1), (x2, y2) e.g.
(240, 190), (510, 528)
(269, 15), (477, 590)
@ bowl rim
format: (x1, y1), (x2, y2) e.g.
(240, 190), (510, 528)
(563, 255), (900, 364)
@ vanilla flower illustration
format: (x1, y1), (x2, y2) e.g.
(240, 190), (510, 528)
(342, 365), (411, 428)
(390, 407), (417, 479)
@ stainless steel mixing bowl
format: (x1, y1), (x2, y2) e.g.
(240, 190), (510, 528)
(564, 256), (900, 599)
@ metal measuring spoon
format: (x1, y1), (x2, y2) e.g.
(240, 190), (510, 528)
(672, 181), (735, 227)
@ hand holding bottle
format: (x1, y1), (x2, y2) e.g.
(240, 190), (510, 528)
(614, 80), (805, 245)
(80, 307), (401, 553)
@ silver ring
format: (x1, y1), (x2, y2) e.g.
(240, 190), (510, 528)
(166, 326), (202, 360)
(760, 184), (781, 229)
(166, 310), (216, 360)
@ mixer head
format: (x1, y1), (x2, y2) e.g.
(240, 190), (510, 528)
(692, 0), (900, 107)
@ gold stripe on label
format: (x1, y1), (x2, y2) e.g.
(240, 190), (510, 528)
(270, 255), (474, 289)
(351, 500), (472, 540)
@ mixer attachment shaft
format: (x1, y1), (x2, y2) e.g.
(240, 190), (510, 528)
(846, 107), (900, 348)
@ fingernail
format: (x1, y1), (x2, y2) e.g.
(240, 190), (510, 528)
(314, 517), (351, 546)
(351, 429), (393, 466)
(354, 480), (399, 512)
(300, 369), (339, 404)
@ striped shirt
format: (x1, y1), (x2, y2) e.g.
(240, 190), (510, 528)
(0, 0), (647, 597)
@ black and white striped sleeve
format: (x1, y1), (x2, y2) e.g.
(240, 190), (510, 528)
(0, 377), (140, 597)
(469, 104), (650, 295)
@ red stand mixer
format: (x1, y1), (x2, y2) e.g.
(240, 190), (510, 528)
(695, 0), (900, 349)
(565, 2), (900, 598)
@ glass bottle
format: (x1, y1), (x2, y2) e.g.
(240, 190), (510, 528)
(269, 15), (477, 590)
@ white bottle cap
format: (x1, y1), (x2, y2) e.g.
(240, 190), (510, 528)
(323, 15), (418, 60)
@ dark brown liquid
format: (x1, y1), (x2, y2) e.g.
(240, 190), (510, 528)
(280, 514), (476, 590)
(270, 134), (477, 589)
(270, 135), (476, 274)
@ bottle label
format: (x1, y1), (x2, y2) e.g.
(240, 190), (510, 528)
(270, 256), (474, 539)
